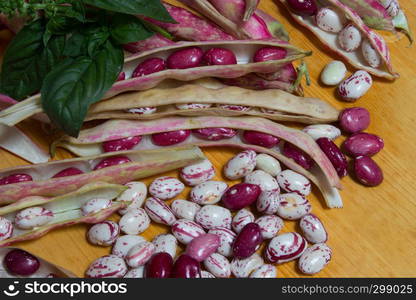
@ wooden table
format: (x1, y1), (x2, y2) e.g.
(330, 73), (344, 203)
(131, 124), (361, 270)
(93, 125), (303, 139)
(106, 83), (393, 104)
(1, 0), (415, 278)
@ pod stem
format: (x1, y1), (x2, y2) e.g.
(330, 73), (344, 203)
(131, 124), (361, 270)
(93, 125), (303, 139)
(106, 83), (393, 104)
(292, 60), (311, 92)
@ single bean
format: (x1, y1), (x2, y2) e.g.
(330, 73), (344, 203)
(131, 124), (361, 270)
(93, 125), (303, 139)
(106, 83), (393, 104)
(353, 156), (383, 186)
(203, 47), (237, 65)
(117, 181), (147, 215)
(93, 156), (131, 170)
(180, 159), (215, 186)
(302, 124), (341, 141)
(208, 227), (236, 257)
(127, 107), (157, 115)
(233, 223), (263, 259)
(190, 181), (228, 205)
(0, 217), (13, 241)
(316, 7), (345, 33)
(52, 167), (84, 178)
(145, 252), (173, 278)
(232, 209), (255, 233)
(0, 173), (33, 185)
(152, 234), (178, 258)
(277, 193), (312, 220)
(192, 128), (237, 141)
(245, 170), (280, 192)
(119, 208), (150, 235)
(171, 219), (205, 245)
(102, 136), (142, 153)
(362, 39), (381, 68)
(343, 133), (384, 157)
(256, 189), (280, 215)
(243, 131), (280, 148)
(282, 142), (314, 170)
(338, 107), (370, 134)
(81, 198), (113, 216)
(224, 150), (257, 180)
(15, 207), (54, 230)
(287, 0), (318, 16)
(231, 253), (264, 278)
(204, 253), (231, 278)
(300, 213), (328, 244)
(338, 70), (372, 102)
(256, 153), (282, 176)
(132, 57), (167, 77)
(277, 169), (312, 196)
(265, 232), (307, 264)
(217, 104), (251, 111)
(149, 176), (184, 200)
(298, 243), (332, 275)
(338, 24), (362, 52)
(151, 130), (191, 146)
(86, 255), (127, 278)
(316, 137), (348, 177)
(171, 199), (201, 221)
(253, 47), (287, 62)
(320, 60), (347, 86)
(88, 221), (120, 246)
(125, 241), (156, 268)
(185, 233), (220, 262)
(112, 235), (146, 258)
(4, 249), (40, 276)
(167, 47), (204, 69)
(195, 205), (232, 230)
(221, 183), (261, 210)
(171, 254), (201, 278)
(144, 197), (176, 226)
(255, 215), (284, 239)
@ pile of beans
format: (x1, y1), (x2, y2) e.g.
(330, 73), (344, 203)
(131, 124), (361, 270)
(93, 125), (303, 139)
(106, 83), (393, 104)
(83, 150), (332, 278)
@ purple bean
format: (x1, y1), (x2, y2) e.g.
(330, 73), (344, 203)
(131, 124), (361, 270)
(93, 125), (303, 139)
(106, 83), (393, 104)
(185, 234), (220, 262)
(117, 72), (126, 81)
(316, 138), (348, 177)
(354, 156), (383, 186)
(52, 167), (84, 178)
(4, 249), (40, 276)
(287, 0), (318, 16)
(145, 252), (173, 278)
(93, 156), (131, 170)
(243, 131), (280, 148)
(167, 47), (204, 69)
(282, 142), (314, 170)
(102, 136), (142, 152)
(274, 63), (297, 83)
(343, 133), (384, 157)
(171, 254), (201, 278)
(202, 48), (237, 65)
(253, 47), (287, 63)
(193, 128), (237, 141)
(339, 107), (370, 133)
(232, 223), (263, 259)
(221, 183), (261, 210)
(151, 130), (191, 146)
(132, 58), (167, 77)
(0, 174), (33, 185)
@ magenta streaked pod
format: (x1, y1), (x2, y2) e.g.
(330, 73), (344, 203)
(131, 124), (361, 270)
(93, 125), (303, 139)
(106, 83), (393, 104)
(152, 234), (178, 258)
(201, 270), (216, 278)
(87, 221), (120, 246)
(217, 104), (251, 112)
(231, 253), (264, 278)
(112, 235), (146, 258)
(249, 264), (277, 278)
(316, 137), (348, 177)
(124, 266), (144, 278)
(149, 176), (185, 200)
(203, 48), (237, 66)
(52, 167), (84, 178)
(277, 193), (312, 220)
(232, 209), (255, 233)
(102, 136), (142, 153)
(353, 156), (383, 187)
(93, 156), (131, 170)
(315, 7), (345, 33)
(171, 200), (201, 221)
(266, 232), (307, 264)
(167, 47), (204, 69)
(124, 33), (176, 54)
(185, 233), (220, 262)
(15, 207), (54, 230)
(343, 133), (384, 157)
(180, 159), (215, 186)
(144, 197), (176, 226)
(151, 130), (191, 146)
(145, 252), (173, 278)
(176, 103), (212, 110)
(195, 205), (232, 230)
(86, 255), (127, 278)
(204, 253), (231, 278)
(232, 223), (263, 259)
(224, 150), (257, 180)
(127, 107), (157, 115)
(172, 254), (201, 278)
(171, 219), (206, 245)
(243, 131), (280, 148)
(0, 173), (33, 185)
(338, 70), (373, 102)
(132, 58), (167, 77)
(81, 198), (113, 216)
(298, 243), (332, 275)
(283, 142), (314, 170)
(299, 213), (328, 244)
(221, 183), (261, 210)
(190, 181), (228, 205)
(0, 217), (13, 241)
(208, 227), (236, 257)
(118, 208), (150, 235)
(192, 127), (238, 141)
(244, 170), (280, 192)
(255, 215), (284, 239)
(338, 107), (370, 134)
(4, 249), (40, 276)
(255, 154), (282, 177)
(302, 124), (341, 141)
(125, 241), (156, 268)
(338, 24), (362, 52)
(117, 182), (147, 215)
(253, 47), (287, 62)
(256, 189), (280, 215)
(277, 170), (312, 196)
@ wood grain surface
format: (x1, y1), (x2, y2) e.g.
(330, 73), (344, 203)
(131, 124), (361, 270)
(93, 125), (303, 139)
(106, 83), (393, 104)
(0, 0), (415, 278)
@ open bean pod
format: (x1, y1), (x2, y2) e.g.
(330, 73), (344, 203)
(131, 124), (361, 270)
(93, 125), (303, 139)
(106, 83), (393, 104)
(0, 146), (205, 205)
(86, 80), (339, 124)
(0, 182), (126, 247)
(278, 0), (398, 79)
(53, 116), (343, 209)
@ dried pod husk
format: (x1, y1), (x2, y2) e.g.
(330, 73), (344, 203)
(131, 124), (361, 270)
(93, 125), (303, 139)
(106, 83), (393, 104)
(0, 182), (126, 247)
(0, 146), (205, 205)
(278, 0), (399, 79)
(86, 80), (339, 124)
(54, 116), (343, 209)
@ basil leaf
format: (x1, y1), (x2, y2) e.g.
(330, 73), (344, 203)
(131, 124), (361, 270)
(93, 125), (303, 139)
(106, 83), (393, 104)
(63, 25), (110, 58)
(83, 0), (175, 22)
(110, 14), (153, 44)
(41, 40), (124, 137)
(0, 20), (65, 100)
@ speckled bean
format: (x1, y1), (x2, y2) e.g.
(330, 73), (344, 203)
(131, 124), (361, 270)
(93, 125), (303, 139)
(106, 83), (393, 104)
(249, 264), (277, 278)
(149, 176), (184, 200)
(231, 253), (264, 278)
(256, 189), (280, 215)
(186, 234), (220, 262)
(112, 235), (146, 258)
(125, 241), (156, 268)
(88, 221), (120, 246)
(255, 154), (282, 176)
(82, 198), (113, 216)
(338, 24), (362, 52)
(208, 227), (236, 257)
(15, 207), (54, 230)
(232, 209), (255, 233)
(255, 215), (284, 239)
(277, 193), (312, 220)
(300, 214), (328, 244)
(224, 150), (257, 180)
(302, 124), (341, 141)
(338, 70), (372, 102)
(190, 181), (228, 205)
(117, 182), (147, 215)
(204, 253), (231, 278)
(86, 255), (127, 278)
(171, 199), (201, 221)
(266, 232), (307, 264)
(244, 170), (279, 192)
(171, 219), (205, 245)
(277, 170), (311, 196)
(0, 217), (13, 241)
(152, 234), (178, 258)
(180, 159), (215, 186)
(144, 197), (176, 226)
(298, 243), (332, 275)
(195, 205), (232, 230)
(119, 208), (150, 235)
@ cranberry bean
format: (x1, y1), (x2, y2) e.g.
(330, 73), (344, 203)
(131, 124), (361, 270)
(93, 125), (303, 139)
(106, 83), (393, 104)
(171, 254), (201, 278)
(0, 217), (13, 241)
(221, 183), (261, 210)
(171, 199), (201, 221)
(151, 130), (191, 146)
(86, 255), (127, 278)
(224, 150), (257, 180)
(193, 128), (237, 141)
(124, 267), (144, 278)
(190, 181), (228, 205)
(339, 107), (370, 134)
(132, 57), (167, 77)
(88, 221), (120, 246)
(102, 136), (142, 152)
(145, 252), (173, 278)
(338, 70), (372, 102)
(117, 72), (125, 81)
(81, 198), (112, 216)
(231, 253), (264, 278)
(277, 170), (312, 196)
(171, 219), (205, 245)
(233, 223), (263, 259)
(298, 243), (332, 275)
(0, 173), (33, 185)
(265, 232), (307, 264)
(283, 142), (314, 169)
(112, 235), (146, 258)
(125, 241), (156, 268)
(119, 208), (150, 235)
(302, 124), (341, 141)
(232, 209), (255, 233)
(144, 197), (176, 226)
(338, 24), (362, 52)
(245, 170), (280, 192)
(277, 193), (312, 220)
(167, 47), (204, 69)
(176, 103), (212, 110)
(320, 60), (347, 86)
(300, 214), (328, 244)
(208, 227), (236, 257)
(52, 167), (84, 178)
(343, 133), (384, 157)
(185, 233), (220, 262)
(117, 181), (147, 215)
(256, 189), (280, 215)
(362, 39), (381, 68)
(202, 47), (237, 65)
(180, 159), (215, 186)
(253, 47), (287, 63)
(4, 249), (40, 276)
(217, 104), (251, 111)
(315, 7), (345, 33)
(93, 156), (131, 170)
(316, 137), (348, 177)
(287, 0), (318, 16)
(152, 234), (178, 258)
(127, 107), (157, 115)
(255, 215), (284, 239)
(354, 156), (383, 186)
(204, 253), (231, 278)
(15, 207), (54, 229)
(255, 154), (282, 176)
(195, 205), (232, 230)
(243, 131), (279, 148)
(149, 176), (184, 200)
(249, 264), (277, 278)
